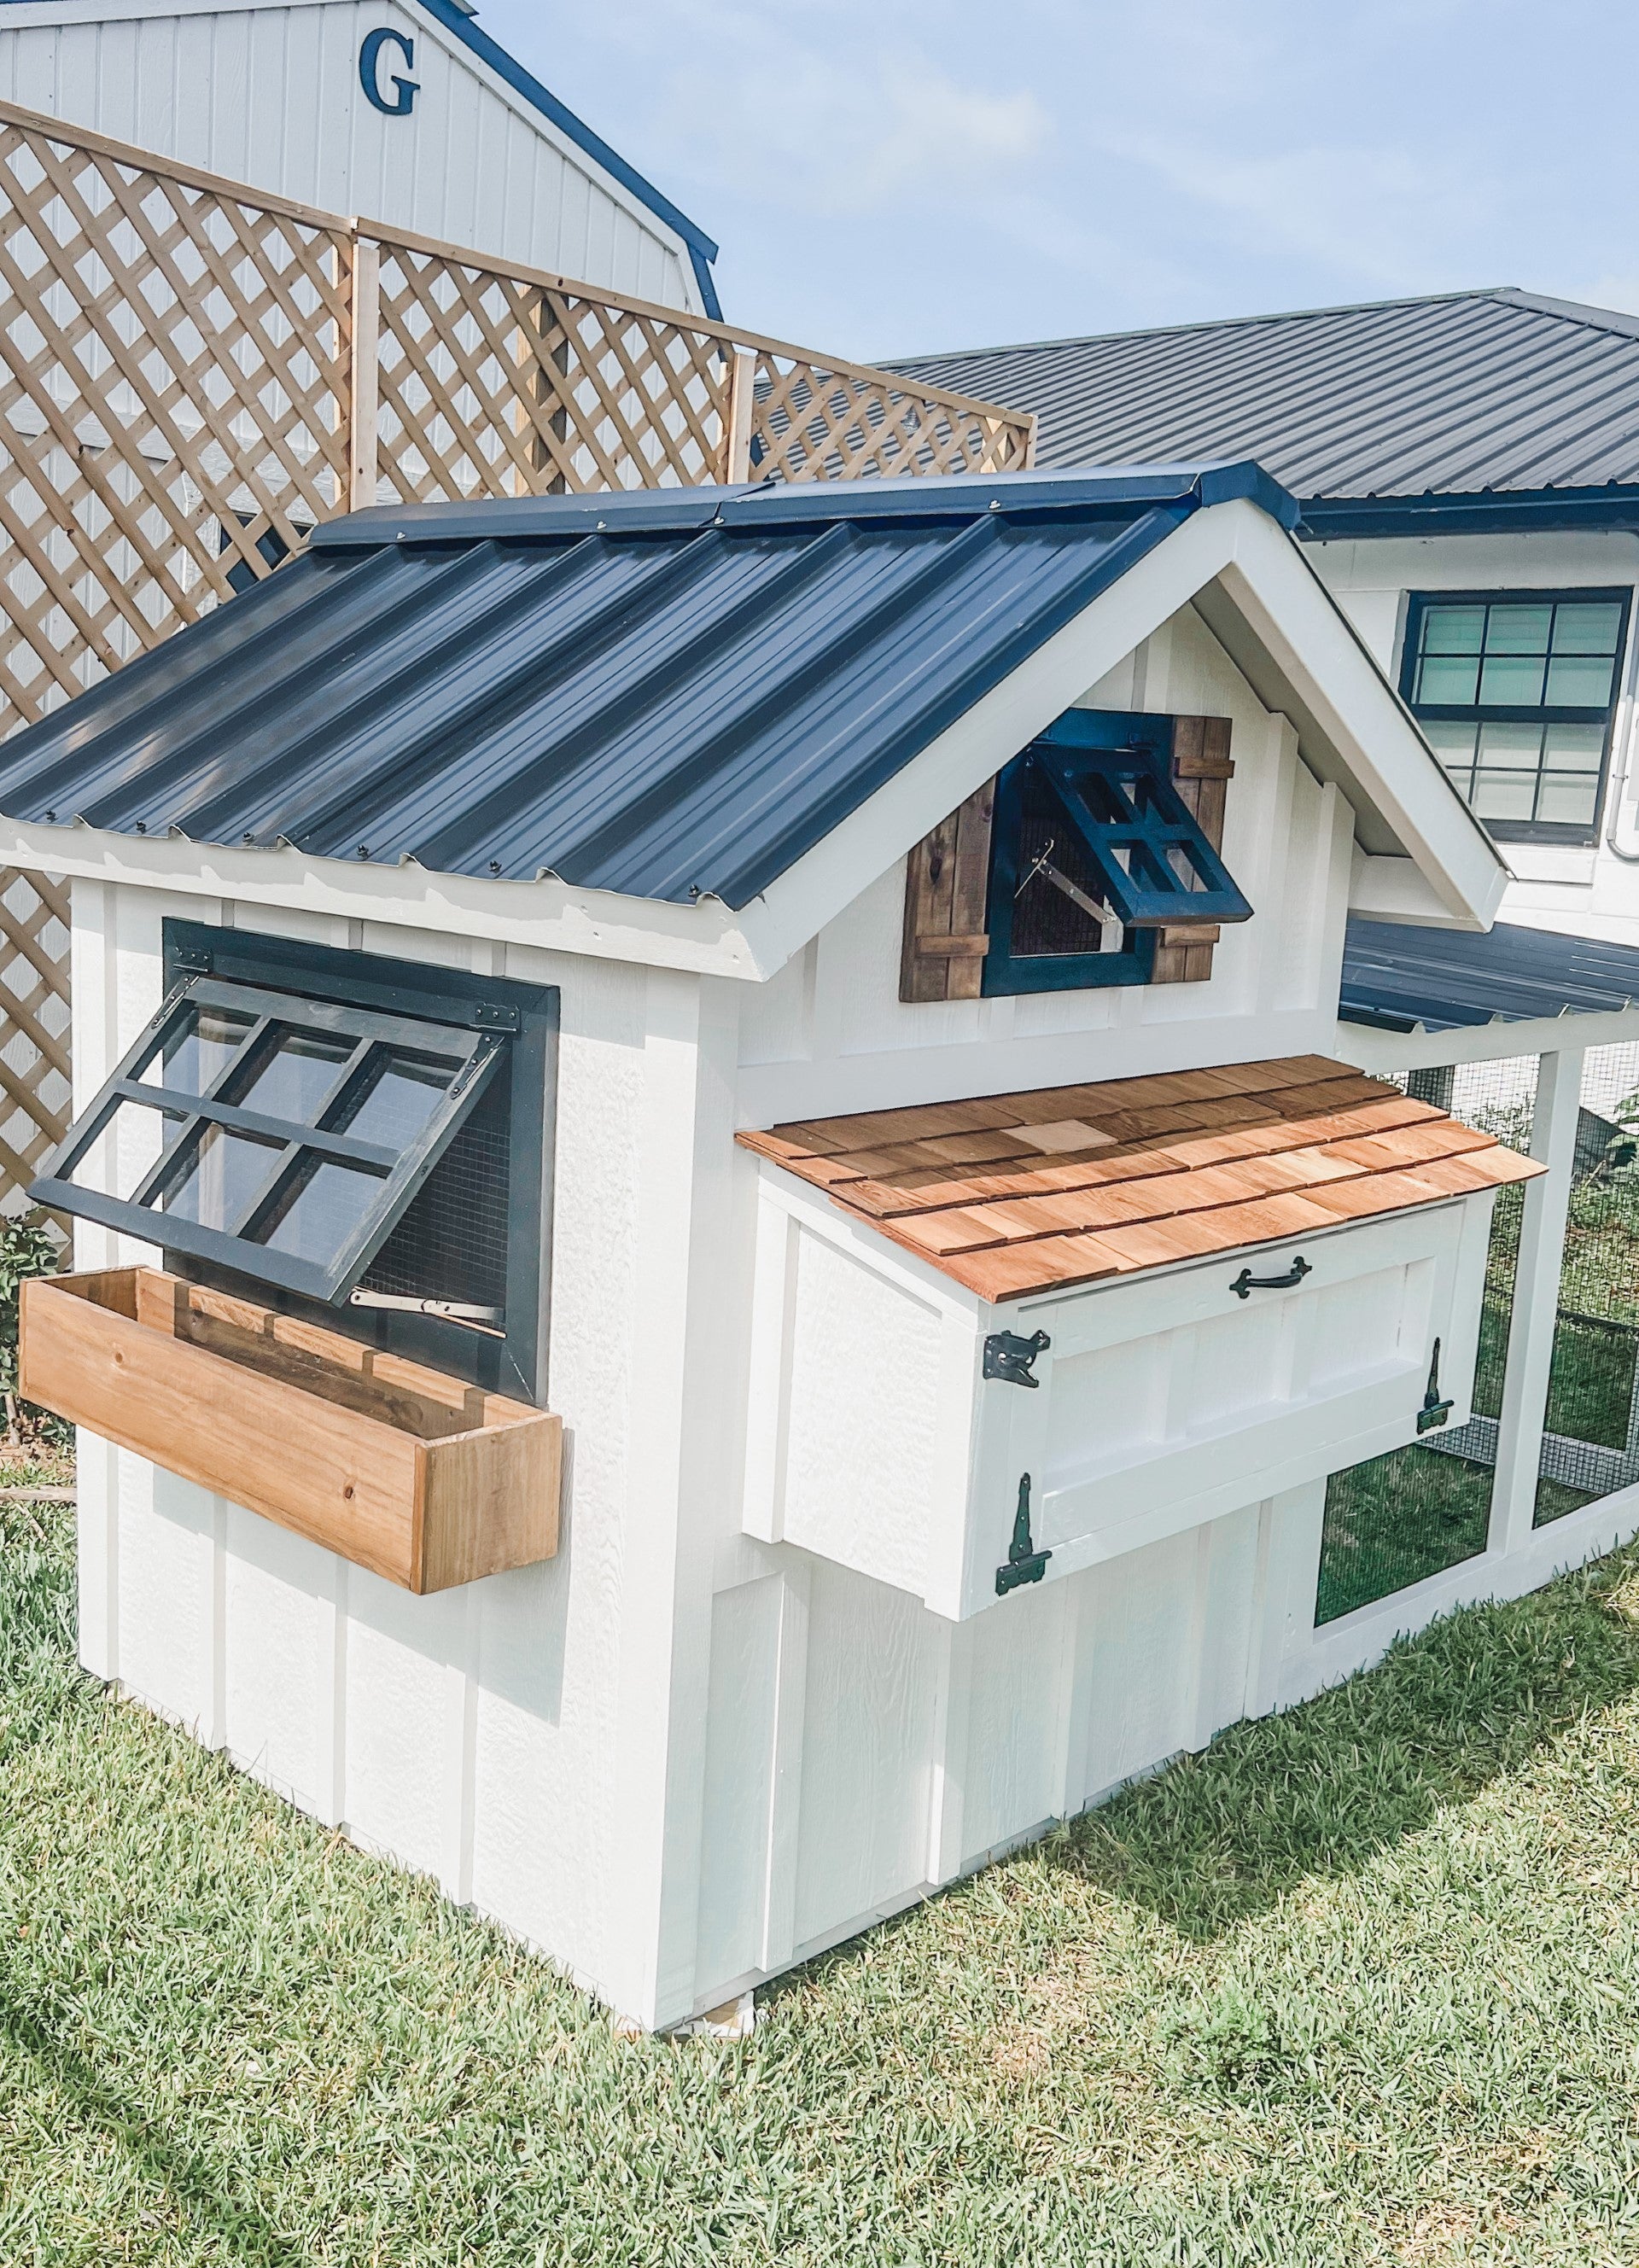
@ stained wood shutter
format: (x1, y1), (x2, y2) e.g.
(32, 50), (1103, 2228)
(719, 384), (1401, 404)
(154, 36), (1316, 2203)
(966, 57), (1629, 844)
(1152, 714), (1235, 985)
(899, 778), (995, 1002)
(898, 713), (1234, 1002)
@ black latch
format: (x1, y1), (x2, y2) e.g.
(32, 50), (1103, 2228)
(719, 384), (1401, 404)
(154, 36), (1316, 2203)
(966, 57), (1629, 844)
(983, 1327), (1050, 1387)
(471, 1001), (521, 1032)
(1230, 1256), (1312, 1300)
(995, 1472), (1052, 1596)
(1416, 1337), (1455, 1434)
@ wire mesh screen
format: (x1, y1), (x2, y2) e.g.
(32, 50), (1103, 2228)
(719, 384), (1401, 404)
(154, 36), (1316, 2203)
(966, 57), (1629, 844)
(357, 1071), (510, 1323)
(1316, 1055), (1537, 1624)
(1531, 1040), (1639, 1523)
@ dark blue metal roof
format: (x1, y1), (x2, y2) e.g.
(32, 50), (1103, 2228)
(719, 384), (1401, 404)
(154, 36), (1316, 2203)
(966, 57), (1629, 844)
(1342, 917), (1639, 1032)
(0, 466), (1294, 911)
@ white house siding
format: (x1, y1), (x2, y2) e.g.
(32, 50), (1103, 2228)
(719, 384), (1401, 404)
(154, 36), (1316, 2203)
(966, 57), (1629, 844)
(0, 0), (703, 310)
(1309, 529), (1639, 951)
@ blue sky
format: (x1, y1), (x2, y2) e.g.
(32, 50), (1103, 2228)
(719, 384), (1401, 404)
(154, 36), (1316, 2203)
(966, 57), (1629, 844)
(478, 0), (1639, 362)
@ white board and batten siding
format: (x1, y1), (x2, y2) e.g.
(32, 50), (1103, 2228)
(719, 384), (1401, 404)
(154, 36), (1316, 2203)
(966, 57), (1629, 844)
(65, 594), (1460, 2028)
(738, 606), (1356, 1129)
(0, 0), (709, 311)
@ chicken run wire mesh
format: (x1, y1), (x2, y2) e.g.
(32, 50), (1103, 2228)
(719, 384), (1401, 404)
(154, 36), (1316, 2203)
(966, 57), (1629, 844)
(1317, 1042), (1639, 1624)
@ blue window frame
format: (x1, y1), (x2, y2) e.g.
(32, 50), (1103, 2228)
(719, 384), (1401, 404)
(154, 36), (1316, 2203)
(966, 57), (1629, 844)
(1401, 590), (1631, 843)
(983, 710), (1252, 996)
(33, 923), (558, 1404)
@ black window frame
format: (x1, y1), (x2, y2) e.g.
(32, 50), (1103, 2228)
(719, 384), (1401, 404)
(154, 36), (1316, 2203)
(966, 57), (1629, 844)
(1399, 587), (1632, 846)
(982, 708), (1251, 997)
(34, 921), (558, 1405)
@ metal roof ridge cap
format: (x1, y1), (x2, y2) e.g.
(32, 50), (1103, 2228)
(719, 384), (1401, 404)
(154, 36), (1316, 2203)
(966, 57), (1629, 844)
(309, 492), (738, 549)
(878, 287), (1519, 372)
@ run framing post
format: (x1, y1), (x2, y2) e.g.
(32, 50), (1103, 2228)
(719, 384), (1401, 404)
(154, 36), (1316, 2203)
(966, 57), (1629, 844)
(1490, 1045), (1584, 1555)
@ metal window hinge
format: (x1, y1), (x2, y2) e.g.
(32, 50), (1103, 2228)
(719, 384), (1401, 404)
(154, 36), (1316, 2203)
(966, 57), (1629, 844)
(173, 944), (211, 973)
(1416, 1337), (1455, 1434)
(471, 1002), (520, 1032)
(995, 1472), (1053, 1596)
(983, 1326), (1050, 1387)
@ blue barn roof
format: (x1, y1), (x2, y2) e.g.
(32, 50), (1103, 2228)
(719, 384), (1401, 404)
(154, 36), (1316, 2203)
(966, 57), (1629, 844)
(0, 466), (1294, 910)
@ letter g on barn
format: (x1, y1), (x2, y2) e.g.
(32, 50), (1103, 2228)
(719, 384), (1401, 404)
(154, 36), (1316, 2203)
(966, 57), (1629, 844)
(359, 27), (419, 117)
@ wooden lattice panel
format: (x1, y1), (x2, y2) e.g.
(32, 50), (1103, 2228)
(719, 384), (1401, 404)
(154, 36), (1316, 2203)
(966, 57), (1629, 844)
(0, 106), (351, 737)
(0, 866), (68, 1214)
(372, 249), (734, 499)
(749, 352), (1034, 483)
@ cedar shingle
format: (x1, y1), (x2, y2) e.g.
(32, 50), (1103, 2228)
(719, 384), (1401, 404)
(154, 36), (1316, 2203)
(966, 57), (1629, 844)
(738, 1056), (1543, 1301)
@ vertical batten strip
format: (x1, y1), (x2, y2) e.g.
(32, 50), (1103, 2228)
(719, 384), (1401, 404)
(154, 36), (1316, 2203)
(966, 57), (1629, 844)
(348, 236), (382, 513)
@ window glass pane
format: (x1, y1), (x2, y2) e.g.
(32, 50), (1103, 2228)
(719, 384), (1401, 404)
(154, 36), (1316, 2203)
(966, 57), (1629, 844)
(234, 1027), (354, 1124)
(1420, 720), (1479, 765)
(153, 1003), (255, 1096)
(67, 1099), (183, 1196)
(1420, 605), (1484, 655)
(160, 1122), (284, 1232)
(1414, 655), (1480, 705)
(1552, 602), (1623, 654)
(337, 1049), (459, 1149)
(255, 1154), (388, 1261)
(1536, 775), (1601, 826)
(1542, 722), (1607, 769)
(1478, 654), (1546, 704)
(1476, 722), (1544, 769)
(1544, 654), (1616, 707)
(1483, 604), (1553, 656)
(1471, 773), (1537, 821)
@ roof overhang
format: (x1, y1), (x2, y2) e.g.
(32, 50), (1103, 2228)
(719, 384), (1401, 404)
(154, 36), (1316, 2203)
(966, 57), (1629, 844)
(0, 491), (1508, 981)
(1301, 485), (1639, 541)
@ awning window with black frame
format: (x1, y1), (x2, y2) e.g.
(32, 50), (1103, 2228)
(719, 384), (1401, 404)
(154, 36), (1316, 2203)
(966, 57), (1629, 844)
(32, 973), (510, 1309)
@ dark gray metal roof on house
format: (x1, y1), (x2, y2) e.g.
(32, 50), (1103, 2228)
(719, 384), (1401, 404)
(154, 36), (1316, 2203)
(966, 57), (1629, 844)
(0, 465), (1295, 909)
(1341, 916), (1639, 1032)
(893, 290), (1639, 533)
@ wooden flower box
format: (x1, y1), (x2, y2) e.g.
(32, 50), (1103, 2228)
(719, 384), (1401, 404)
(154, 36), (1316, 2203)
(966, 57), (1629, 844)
(20, 1267), (561, 1593)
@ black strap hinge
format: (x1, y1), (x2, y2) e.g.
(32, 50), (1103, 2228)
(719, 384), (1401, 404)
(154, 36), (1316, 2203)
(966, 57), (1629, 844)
(995, 1472), (1052, 1596)
(1417, 1336), (1455, 1434)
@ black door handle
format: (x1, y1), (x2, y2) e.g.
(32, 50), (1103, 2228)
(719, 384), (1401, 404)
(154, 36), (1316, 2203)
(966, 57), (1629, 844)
(1229, 1256), (1312, 1300)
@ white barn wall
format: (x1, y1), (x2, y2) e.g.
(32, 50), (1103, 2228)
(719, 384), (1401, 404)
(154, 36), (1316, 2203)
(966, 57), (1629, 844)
(0, 0), (703, 310)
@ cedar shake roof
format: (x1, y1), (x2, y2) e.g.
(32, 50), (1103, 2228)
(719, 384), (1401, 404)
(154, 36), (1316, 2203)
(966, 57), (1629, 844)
(737, 1054), (1543, 1303)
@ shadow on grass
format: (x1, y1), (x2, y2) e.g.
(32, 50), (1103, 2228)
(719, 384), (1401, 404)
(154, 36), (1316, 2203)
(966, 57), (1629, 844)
(1051, 1542), (1639, 1944)
(0, 1970), (306, 2267)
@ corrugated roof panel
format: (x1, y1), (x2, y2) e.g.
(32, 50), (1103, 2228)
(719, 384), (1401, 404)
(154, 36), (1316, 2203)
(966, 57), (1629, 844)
(1341, 917), (1639, 1032)
(892, 290), (1639, 502)
(0, 469), (1273, 908)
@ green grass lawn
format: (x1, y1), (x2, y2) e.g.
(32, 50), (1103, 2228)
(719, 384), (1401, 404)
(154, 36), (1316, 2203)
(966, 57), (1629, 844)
(6, 1477), (1639, 2260)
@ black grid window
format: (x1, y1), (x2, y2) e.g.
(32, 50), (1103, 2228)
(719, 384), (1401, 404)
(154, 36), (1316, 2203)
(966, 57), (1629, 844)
(35, 924), (558, 1403)
(1403, 591), (1631, 843)
(983, 710), (1252, 996)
